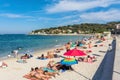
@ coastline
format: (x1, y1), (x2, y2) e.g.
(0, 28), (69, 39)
(28, 33), (95, 36)
(0, 44), (64, 61)
(0, 37), (113, 80)
(0, 34), (88, 58)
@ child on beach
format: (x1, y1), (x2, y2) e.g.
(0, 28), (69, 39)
(108, 44), (112, 51)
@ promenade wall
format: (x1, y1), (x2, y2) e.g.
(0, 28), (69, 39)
(92, 39), (116, 80)
(112, 36), (120, 80)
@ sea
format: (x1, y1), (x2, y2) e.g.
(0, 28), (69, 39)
(0, 34), (89, 59)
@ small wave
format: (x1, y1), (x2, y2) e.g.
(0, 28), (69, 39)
(54, 44), (62, 47)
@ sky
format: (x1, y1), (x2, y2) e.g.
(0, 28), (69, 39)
(0, 0), (120, 34)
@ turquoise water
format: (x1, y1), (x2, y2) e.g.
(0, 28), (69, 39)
(0, 34), (89, 58)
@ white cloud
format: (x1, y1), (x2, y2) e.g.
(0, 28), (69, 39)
(47, 0), (120, 13)
(60, 15), (76, 19)
(0, 13), (32, 18)
(38, 17), (53, 21)
(80, 9), (120, 22)
(51, 9), (120, 25)
(37, 15), (76, 22)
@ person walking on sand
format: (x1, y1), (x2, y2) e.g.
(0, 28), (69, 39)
(12, 49), (18, 58)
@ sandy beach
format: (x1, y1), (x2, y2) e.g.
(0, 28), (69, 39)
(0, 0), (119, 79)
(0, 37), (113, 80)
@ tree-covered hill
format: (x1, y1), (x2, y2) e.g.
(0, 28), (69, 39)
(30, 21), (120, 34)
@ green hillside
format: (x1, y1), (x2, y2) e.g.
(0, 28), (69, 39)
(30, 21), (120, 34)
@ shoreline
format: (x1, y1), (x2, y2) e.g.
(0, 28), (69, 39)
(0, 34), (88, 60)
(0, 37), (113, 80)
(0, 44), (64, 61)
(28, 33), (95, 36)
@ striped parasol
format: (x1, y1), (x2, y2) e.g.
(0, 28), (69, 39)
(60, 58), (78, 66)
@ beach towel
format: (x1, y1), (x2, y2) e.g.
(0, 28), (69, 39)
(17, 59), (27, 63)
(96, 41), (102, 43)
(79, 44), (84, 47)
(37, 58), (47, 60)
(42, 67), (55, 72)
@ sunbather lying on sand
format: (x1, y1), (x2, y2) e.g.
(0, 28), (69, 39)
(21, 54), (30, 59)
(0, 61), (8, 68)
(47, 60), (64, 71)
(47, 60), (74, 71)
(37, 54), (47, 60)
(24, 66), (61, 80)
(24, 67), (51, 80)
(78, 55), (96, 63)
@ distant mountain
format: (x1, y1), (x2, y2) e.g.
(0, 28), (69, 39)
(30, 21), (120, 35)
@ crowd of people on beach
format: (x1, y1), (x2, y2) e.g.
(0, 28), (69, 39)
(24, 66), (59, 80)
(24, 58), (75, 80)
(37, 49), (63, 60)
(77, 55), (96, 63)
(0, 34), (113, 80)
(22, 34), (110, 80)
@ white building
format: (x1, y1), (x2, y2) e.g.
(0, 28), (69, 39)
(116, 24), (120, 29)
(115, 24), (120, 34)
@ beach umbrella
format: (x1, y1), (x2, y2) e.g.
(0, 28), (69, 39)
(64, 48), (86, 56)
(60, 58), (78, 66)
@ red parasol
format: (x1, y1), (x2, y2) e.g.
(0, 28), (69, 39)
(64, 48), (86, 56)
